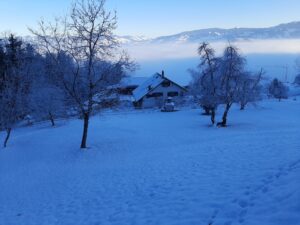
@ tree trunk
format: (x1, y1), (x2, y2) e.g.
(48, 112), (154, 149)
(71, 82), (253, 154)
(49, 112), (55, 127)
(220, 103), (231, 127)
(4, 128), (12, 148)
(211, 108), (216, 125)
(205, 109), (210, 115)
(240, 103), (246, 110)
(202, 106), (211, 115)
(80, 113), (89, 149)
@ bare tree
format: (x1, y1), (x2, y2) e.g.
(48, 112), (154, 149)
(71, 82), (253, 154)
(30, 0), (134, 149)
(190, 42), (220, 125)
(191, 43), (264, 127)
(238, 70), (263, 110)
(217, 45), (246, 127)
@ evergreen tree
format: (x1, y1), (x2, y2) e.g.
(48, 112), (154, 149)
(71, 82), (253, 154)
(0, 35), (32, 147)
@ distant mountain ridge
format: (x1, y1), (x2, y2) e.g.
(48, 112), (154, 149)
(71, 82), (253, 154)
(118, 21), (300, 44)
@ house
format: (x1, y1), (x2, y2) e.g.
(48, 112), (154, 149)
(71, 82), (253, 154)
(132, 71), (187, 108)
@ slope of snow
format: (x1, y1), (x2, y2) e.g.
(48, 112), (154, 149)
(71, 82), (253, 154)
(0, 99), (299, 225)
(132, 73), (164, 101)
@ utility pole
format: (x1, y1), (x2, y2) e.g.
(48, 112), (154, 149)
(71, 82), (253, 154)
(284, 65), (288, 83)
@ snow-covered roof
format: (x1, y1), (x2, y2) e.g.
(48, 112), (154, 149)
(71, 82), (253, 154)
(120, 77), (148, 88)
(133, 73), (164, 101)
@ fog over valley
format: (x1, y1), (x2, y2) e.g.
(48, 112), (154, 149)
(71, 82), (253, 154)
(125, 40), (300, 84)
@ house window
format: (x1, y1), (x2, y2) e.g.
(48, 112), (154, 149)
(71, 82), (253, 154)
(162, 80), (171, 87)
(168, 92), (179, 97)
(147, 92), (163, 98)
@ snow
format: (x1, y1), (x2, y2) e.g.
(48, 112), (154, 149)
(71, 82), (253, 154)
(132, 73), (164, 101)
(116, 35), (150, 45)
(120, 77), (148, 87)
(0, 99), (300, 225)
(289, 84), (300, 97)
(177, 35), (189, 43)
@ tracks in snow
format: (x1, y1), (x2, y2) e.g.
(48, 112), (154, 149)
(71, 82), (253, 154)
(209, 158), (300, 225)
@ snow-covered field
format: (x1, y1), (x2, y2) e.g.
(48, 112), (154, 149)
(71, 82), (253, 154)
(0, 99), (300, 225)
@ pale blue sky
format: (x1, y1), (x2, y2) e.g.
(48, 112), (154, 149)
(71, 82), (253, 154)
(0, 0), (300, 37)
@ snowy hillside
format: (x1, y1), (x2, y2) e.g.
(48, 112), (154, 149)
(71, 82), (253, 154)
(1, 99), (300, 225)
(119, 21), (300, 44)
(116, 35), (150, 44)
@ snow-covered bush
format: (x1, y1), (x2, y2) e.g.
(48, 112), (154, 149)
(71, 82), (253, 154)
(268, 78), (289, 101)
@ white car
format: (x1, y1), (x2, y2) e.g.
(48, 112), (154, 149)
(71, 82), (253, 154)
(162, 97), (175, 112)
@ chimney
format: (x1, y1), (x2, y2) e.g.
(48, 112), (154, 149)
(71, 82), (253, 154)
(161, 70), (165, 78)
